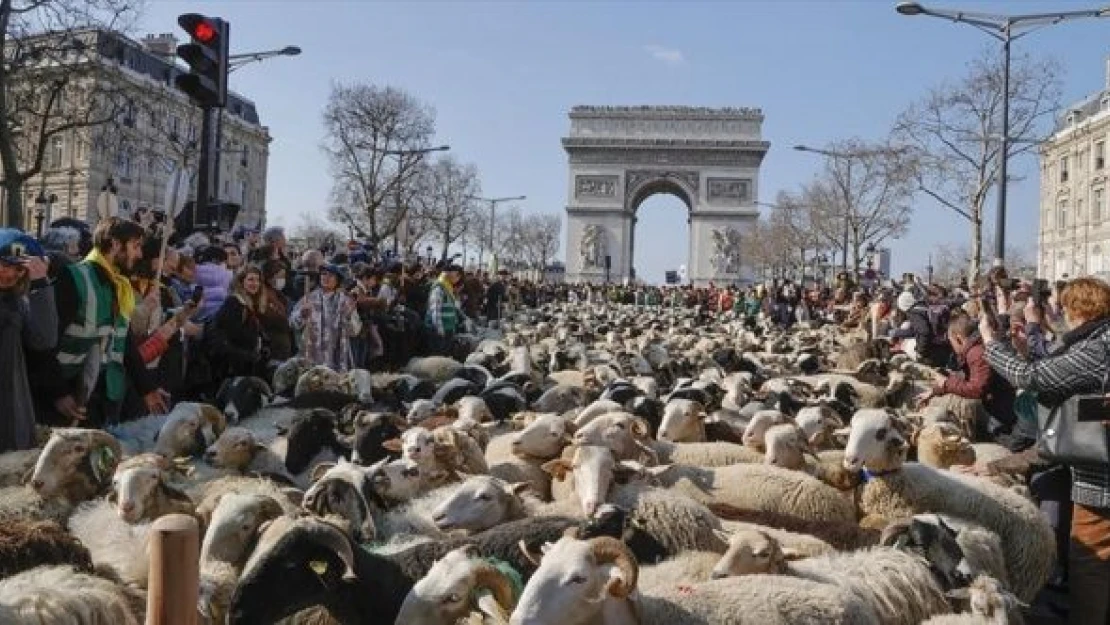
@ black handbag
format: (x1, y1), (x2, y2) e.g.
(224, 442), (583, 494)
(1038, 365), (1110, 467)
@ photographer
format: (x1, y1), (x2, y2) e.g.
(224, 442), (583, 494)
(981, 277), (1110, 624)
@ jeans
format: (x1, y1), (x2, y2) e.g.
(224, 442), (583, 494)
(1069, 503), (1110, 625)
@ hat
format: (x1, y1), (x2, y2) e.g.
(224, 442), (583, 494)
(896, 291), (917, 312)
(0, 229), (43, 264)
(320, 264), (344, 278)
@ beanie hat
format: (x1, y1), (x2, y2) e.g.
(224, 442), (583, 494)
(0, 228), (43, 264)
(896, 290), (917, 313)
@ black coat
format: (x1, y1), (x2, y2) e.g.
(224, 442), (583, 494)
(0, 283), (56, 451)
(207, 295), (263, 378)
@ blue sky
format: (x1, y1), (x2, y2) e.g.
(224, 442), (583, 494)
(140, 1), (1110, 282)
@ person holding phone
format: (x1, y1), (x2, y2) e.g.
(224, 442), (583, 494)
(981, 277), (1110, 625)
(0, 230), (55, 452)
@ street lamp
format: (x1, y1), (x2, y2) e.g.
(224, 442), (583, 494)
(895, 2), (1109, 266)
(467, 194), (526, 268)
(426, 245), (434, 266)
(33, 191), (56, 238)
(383, 145), (451, 254)
(228, 45), (302, 73)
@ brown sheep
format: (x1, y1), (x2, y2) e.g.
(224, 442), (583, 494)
(0, 519), (94, 579)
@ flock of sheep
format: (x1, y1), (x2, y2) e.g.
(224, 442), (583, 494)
(0, 302), (1051, 624)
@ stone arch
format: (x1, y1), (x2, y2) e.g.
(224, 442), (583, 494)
(563, 106), (769, 284)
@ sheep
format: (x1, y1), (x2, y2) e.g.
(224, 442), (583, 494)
(532, 384), (588, 414)
(302, 457), (425, 543)
(915, 422), (977, 469)
(708, 503), (880, 551)
(762, 423), (858, 491)
(0, 447), (42, 488)
(710, 528), (951, 625)
(192, 474), (303, 525)
(431, 475), (535, 534)
(272, 356), (312, 397)
(0, 565), (145, 625)
(406, 355), (464, 383)
(571, 399), (624, 427)
(215, 375), (275, 423)
(107, 402), (228, 460)
(741, 409), (790, 451)
(67, 498), (153, 588)
(0, 519), (94, 579)
(345, 368), (375, 404)
(350, 409), (404, 465)
(228, 514), (577, 625)
(636, 549), (725, 593)
(843, 408), (1055, 601)
(792, 404), (844, 450)
(880, 513), (1010, 591)
(197, 491), (287, 624)
(509, 534), (880, 625)
(921, 575), (1025, 625)
(108, 453), (195, 523)
(573, 410), (762, 466)
(395, 545), (517, 625)
(29, 428), (124, 504)
(655, 398), (708, 442)
(294, 364), (349, 397)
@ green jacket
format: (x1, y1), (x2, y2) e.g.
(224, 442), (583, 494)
(55, 262), (129, 401)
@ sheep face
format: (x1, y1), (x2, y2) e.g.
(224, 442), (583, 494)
(572, 413), (650, 461)
(351, 411), (403, 466)
(915, 423), (976, 470)
(455, 396), (492, 423)
(763, 424), (808, 470)
(110, 454), (183, 523)
(514, 413), (572, 460)
(205, 428), (259, 470)
(400, 427), (435, 465)
(742, 410), (787, 452)
(344, 369), (374, 404)
(294, 365), (344, 397)
(302, 458), (392, 543)
(793, 405), (841, 449)
(282, 410), (345, 475)
(431, 476), (529, 533)
(398, 545), (515, 625)
(30, 429), (121, 501)
(200, 493), (284, 565)
(542, 445), (629, 517)
(842, 409), (908, 473)
(656, 399), (706, 442)
(154, 403), (226, 458)
(406, 400), (438, 425)
(272, 357), (310, 397)
(510, 536), (637, 625)
(216, 378), (273, 424)
(710, 529), (790, 579)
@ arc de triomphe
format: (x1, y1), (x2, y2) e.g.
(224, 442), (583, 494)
(563, 105), (769, 285)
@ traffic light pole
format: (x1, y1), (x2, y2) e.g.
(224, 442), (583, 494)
(193, 106), (218, 229)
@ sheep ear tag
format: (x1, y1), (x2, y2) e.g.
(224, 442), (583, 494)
(309, 560), (329, 576)
(91, 445), (116, 484)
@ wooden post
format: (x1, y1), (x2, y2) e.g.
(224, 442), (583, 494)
(145, 513), (199, 625)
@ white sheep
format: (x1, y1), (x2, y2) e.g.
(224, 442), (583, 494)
(0, 565), (144, 625)
(844, 408), (1055, 601)
(921, 575), (1025, 625)
(67, 498), (153, 588)
(396, 545), (517, 625)
(107, 402), (226, 458)
(109, 453), (195, 523)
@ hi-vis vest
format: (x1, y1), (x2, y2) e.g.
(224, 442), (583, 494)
(55, 262), (129, 401)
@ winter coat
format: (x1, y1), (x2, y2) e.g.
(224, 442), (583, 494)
(207, 294), (263, 378)
(941, 335), (1015, 431)
(290, 288), (361, 372)
(194, 263), (231, 321)
(0, 282), (57, 452)
(259, 286), (294, 361)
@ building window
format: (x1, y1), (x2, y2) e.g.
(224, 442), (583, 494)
(47, 135), (63, 170)
(1097, 189), (1105, 222)
(1093, 246), (1104, 274)
(1058, 200), (1068, 229)
(1097, 142), (1106, 170)
(1060, 156), (1070, 183)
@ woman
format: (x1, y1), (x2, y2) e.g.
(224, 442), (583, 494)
(207, 266), (266, 379)
(981, 277), (1110, 625)
(194, 246), (231, 322)
(259, 260), (294, 361)
(290, 264), (361, 372)
(0, 230), (55, 452)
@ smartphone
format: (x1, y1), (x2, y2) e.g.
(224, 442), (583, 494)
(1076, 395), (1110, 422)
(191, 285), (204, 305)
(979, 296), (1001, 332)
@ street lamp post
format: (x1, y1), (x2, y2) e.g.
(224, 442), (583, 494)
(895, 2), (1109, 266)
(228, 45), (301, 73)
(382, 145), (450, 255)
(467, 194), (526, 268)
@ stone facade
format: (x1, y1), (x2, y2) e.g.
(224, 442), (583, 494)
(1039, 60), (1110, 280)
(563, 105), (769, 285)
(3, 29), (270, 229)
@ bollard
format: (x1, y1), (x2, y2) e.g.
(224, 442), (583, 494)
(145, 513), (199, 625)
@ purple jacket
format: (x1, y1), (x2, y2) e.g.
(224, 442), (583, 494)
(195, 263), (232, 321)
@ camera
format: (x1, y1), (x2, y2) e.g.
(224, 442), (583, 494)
(1031, 279), (1051, 306)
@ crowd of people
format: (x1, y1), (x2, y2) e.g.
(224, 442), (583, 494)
(2, 215), (1110, 620)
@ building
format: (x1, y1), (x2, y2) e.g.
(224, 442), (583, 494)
(3, 29), (270, 229)
(1038, 59), (1110, 280)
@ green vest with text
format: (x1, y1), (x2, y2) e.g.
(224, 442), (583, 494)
(55, 262), (129, 401)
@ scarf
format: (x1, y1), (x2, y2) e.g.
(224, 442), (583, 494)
(85, 248), (136, 320)
(437, 274), (457, 299)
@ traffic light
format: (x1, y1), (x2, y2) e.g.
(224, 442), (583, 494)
(174, 13), (229, 108)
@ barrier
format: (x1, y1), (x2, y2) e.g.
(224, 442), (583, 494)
(145, 513), (199, 625)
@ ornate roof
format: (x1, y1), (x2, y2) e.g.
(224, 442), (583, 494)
(569, 105), (763, 121)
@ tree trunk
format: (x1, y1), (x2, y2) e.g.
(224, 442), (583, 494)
(968, 219), (983, 286)
(4, 178), (22, 230)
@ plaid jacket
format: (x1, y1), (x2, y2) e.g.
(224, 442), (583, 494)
(985, 322), (1110, 508)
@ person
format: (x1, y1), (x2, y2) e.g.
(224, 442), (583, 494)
(917, 313), (1015, 441)
(0, 230), (55, 452)
(484, 271), (507, 323)
(223, 242), (244, 272)
(194, 246), (232, 322)
(259, 259), (294, 361)
(981, 277), (1110, 625)
(290, 264), (361, 372)
(36, 217), (165, 427)
(169, 254), (197, 305)
(206, 265), (268, 379)
(888, 290), (943, 365)
(425, 264), (466, 356)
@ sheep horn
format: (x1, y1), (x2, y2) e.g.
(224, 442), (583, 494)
(878, 518), (914, 547)
(587, 536), (638, 599)
(299, 519), (358, 582)
(84, 430), (123, 464)
(470, 561), (515, 612)
(517, 539), (543, 566)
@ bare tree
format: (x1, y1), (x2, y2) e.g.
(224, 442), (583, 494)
(412, 155), (480, 262)
(290, 211), (342, 252)
(321, 82), (436, 250)
(0, 0), (145, 227)
(520, 212), (561, 278)
(926, 236), (1038, 285)
(806, 139), (916, 274)
(894, 49), (1062, 282)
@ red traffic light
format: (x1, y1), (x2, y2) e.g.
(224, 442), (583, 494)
(192, 20), (217, 44)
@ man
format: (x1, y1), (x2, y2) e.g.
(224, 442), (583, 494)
(888, 290), (945, 365)
(223, 242), (244, 272)
(425, 264), (466, 356)
(36, 218), (166, 426)
(918, 313), (1015, 441)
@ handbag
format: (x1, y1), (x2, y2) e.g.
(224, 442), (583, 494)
(1037, 363), (1110, 467)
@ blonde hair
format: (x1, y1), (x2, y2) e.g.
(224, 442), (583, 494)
(1061, 277), (1110, 322)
